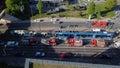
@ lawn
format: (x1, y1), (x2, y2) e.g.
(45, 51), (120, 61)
(30, 10), (87, 20)
(30, 10), (115, 20)
(59, 10), (87, 18)
(30, 13), (51, 19)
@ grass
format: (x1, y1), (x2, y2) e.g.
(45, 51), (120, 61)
(59, 10), (87, 18)
(30, 62), (87, 68)
(30, 13), (51, 20)
(30, 10), (88, 20)
(103, 11), (115, 18)
(30, 9), (115, 20)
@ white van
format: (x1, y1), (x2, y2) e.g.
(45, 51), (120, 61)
(92, 28), (101, 32)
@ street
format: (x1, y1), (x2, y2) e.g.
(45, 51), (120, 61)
(0, 44), (120, 58)
(0, 45), (120, 66)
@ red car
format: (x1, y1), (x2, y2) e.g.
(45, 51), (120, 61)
(60, 52), (72, 58)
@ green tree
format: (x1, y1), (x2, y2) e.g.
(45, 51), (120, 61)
(95, 5), (101, 18)
(65, 0), (74, 11)
(87, 1), (95, 20)
(104, 0), (117, 10)
(69, 5), (74, 11)
(75, 4), (80, 9)
(95, 4), (105, 18)
(5, 0), (31, 19)
(66, 0), (70, 9)
(37, 0), (43, 14)
(5, 0), (22, 16)
(5, 0), (15, 15)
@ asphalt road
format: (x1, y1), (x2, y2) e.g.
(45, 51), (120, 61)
(0, 45), (120, 58)
(0, 19), (118, 31)
(1, 45), (120, 66)
(10, 22), (87, 27)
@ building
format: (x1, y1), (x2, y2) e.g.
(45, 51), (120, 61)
(29, 0), (105, 14)
(29, 0), (85, 13)
(25, 58), (120, 68)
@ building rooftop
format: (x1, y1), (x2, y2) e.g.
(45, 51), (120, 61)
(25, 58), (120, 68)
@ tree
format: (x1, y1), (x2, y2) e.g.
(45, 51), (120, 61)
(69, 5), (74, 11)
(87, 1), (95, 20)
(65, 0), (74, 11)
(66, 0), (70, 9)
(95, 4), (105, 18)
(104, 0), (117, 10)
(75, 4), (80, 10)
(5, 0), (22, 16)
(37, 0), (43, 14)
(5, 0), (31, 19)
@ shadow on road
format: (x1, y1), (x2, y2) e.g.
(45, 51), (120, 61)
(55, 48), (120, 66)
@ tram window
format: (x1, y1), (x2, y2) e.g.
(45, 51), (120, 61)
(76, 34), (81, 36)
(81, 35), (87, 38)
(87, 35), (93, 38)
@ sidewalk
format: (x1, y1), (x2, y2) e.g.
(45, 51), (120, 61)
(60, 17), (88, 22)
(31, 17), (88, 23)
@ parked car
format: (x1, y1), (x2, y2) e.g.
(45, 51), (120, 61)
(6, 41), (19, 46)
(86, 21), (92, 24)
(79, 6), (87, 10)
(54, 7), (66, 12)
(20, 39), (29, 46)
(60, 26), (66, 28)
(69, 25), (78, 28)
(51, 18), (60, 23)
(60, 52), (73, 58)
(35, 51), (45, 57)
